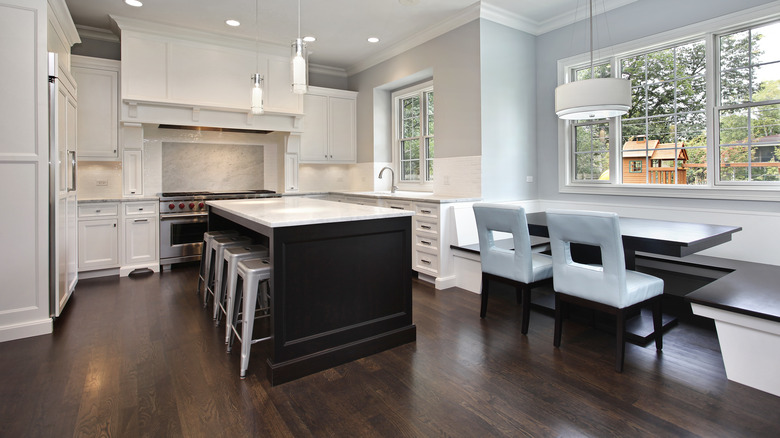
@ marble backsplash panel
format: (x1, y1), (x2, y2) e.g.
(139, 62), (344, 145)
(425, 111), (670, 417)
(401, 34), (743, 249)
(162, 143), (264, 192)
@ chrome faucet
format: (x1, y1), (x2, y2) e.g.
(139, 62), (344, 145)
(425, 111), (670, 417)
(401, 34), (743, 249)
(378, 166), (397, 193)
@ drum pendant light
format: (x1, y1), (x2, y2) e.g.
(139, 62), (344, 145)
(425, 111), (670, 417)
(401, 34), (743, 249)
(555, 0), (630, 120)
(291, 0), (308, 94)
(250, 0), (264, 114)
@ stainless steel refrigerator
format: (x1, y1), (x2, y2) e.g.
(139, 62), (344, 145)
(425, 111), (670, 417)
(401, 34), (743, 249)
(49, 52), (78, 317)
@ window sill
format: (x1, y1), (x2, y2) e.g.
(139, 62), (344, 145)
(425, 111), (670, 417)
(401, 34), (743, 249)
(559, 182), (780, 202)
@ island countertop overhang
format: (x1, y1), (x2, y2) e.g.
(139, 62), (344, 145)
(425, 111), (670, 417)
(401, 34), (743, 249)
(206, 197), (414, 228)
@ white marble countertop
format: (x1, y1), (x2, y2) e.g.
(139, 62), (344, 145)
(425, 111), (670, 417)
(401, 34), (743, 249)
(288, 191), (480, 203)
(207, 197), (414, 228)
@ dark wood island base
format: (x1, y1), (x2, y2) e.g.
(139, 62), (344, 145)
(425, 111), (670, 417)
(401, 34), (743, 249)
(209, 198), (416, 385)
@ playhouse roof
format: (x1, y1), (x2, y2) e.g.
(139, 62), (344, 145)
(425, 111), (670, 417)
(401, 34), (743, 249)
(622, 138), (688, 161)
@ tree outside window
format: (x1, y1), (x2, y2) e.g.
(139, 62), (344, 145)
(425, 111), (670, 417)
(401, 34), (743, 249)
(396, 85), (434, 183)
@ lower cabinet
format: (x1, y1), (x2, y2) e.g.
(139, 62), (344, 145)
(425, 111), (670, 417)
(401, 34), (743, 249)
(124, 216), (156, 264)
(78, 204), (119, 271)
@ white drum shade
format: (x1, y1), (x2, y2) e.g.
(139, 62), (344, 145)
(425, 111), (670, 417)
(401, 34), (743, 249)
(555, 77), (631, 120)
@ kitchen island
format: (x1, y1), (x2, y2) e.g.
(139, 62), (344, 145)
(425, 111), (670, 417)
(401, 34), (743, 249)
(207, 197), (416, 385)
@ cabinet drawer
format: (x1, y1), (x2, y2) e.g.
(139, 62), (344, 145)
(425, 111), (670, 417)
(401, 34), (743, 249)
(414, 218), (438, 235)
(124, 201), (158, 216)
(78, 203), (118, 218)
(384, 200), (413, 210)
(415, 250), (439, 274)
(415, 203), (439, 218)
(414, 234), (439, 252)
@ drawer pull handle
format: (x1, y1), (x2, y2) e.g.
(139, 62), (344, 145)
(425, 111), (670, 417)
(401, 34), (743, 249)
(134, 219), (148, 223)
(420, 225), (431, 230)
(390, 206), (404, 210)
(421, 209), (432, 214)
(95, 209), (101, 213)
(421, 259), (431, 265)
(421, 240), (432, 245)
(138, 208), (143, 211)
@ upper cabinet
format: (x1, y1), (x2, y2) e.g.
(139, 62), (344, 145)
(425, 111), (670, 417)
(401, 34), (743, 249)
(117, 19), (303, 122)
(300, 87), (357, 164)
(71, 56), (119, 160)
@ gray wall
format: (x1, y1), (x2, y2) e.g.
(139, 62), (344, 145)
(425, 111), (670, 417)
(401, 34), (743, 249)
(480, 20), (537, 201)
(535, 0), (779, 212)
(348, 20), (482, 164)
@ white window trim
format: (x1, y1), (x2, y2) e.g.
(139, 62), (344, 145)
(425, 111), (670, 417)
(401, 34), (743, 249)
(556, 1), (780, 201)
(392, 80), (434, 192)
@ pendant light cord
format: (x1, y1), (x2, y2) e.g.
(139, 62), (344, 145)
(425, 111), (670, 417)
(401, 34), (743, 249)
(297, 0), (301, 39)
(255, 0), (260, 72)
(589, 0), (594, 78)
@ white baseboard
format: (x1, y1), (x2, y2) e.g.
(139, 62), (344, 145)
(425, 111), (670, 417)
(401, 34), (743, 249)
(120, 263), (160, 277)
(0, 318), (52, 343)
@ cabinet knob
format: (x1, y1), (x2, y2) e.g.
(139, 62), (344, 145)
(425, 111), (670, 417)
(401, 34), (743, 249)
(113, 223), (116, 228)
(96, 209), (101, 213)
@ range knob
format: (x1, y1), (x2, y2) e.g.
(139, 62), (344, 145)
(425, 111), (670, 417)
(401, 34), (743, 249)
(189, 203), (195, 209)
(168, 203), (175, 210)
(198, 202), (205, 208)
(179, 203), (185, 209)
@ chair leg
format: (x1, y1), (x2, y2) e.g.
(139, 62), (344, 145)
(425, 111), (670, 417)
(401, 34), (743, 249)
(553, 293), (563, 347)
(520, 285), (531, 335)
(653, 296), (663, 351)
(480, 273), (490, 318)
(240, 277), (259, 378)
(616, 309), (626, 373)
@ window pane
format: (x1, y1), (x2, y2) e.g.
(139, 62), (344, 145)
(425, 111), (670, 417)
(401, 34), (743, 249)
(403, 117), (420, 138)
(752, 104), (780, 140)
(754, 62), (780, 102)
(752, 22), (780, 65)
(677, 77), (706, 113)
(426, 137), (434, 159)
(720, 30), (750, 71)
(719, 107), (749, 144)
(720, 68), (751, 105)
(676, 40), (706, 77)
(646, 48), (674, 84)
(575, 153), (593, 180)
(621, 119), (646, 143)
(625, 87), (647, 119)
(574, 63), (610, 80)
(720, 145), (750, 181)
(402, 96), (419, 119)
(646, 82), (675, 116)
(402, 139), (419, 160)
(621, 55), (646, 86)
(648, 116), (676, 143)
(751, 145), (780, 181)
(676, 112), (707, 145)
(426, 92), (435, 135)
(401, 161), (419, 181)
(684, 147), (708, 185)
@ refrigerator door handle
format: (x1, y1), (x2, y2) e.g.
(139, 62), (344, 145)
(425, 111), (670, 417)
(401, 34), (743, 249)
(68, 150), (76, 192)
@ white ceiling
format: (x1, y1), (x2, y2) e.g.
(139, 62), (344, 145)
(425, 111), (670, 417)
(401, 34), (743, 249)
(64, 0), (636, 74)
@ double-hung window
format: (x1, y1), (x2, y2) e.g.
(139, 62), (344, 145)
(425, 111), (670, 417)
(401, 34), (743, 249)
(560, 11), (780, 197)
(393, 81), (434, 187)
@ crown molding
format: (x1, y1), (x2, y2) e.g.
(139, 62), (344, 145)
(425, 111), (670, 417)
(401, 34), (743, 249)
(48, 0), (80, 46)
(309, 63), (348, 79)
(76, 25), (120, 43)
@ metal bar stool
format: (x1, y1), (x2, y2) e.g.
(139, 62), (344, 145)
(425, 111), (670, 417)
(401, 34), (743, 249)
(215, 244), (269, 331)
(197, 230), (238, 295)
(228, 258), (272, 378)
(203, 235), (252, 310)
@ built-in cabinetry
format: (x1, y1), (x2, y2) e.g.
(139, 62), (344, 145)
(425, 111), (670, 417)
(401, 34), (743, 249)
(78, 203), (119, 271)
(71, 56), (120, 160)
(122, 150), (143, 196)
(300, 87), (357, 163)
(121, 201), (158, 275)
(78, 200), (159, 277)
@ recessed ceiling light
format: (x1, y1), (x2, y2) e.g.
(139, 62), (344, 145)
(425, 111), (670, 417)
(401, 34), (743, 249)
(124, 0), (143, 7)
(226, 19), (240, 27)
(303, 36), (316, 42)
(367, 37), (380, 43)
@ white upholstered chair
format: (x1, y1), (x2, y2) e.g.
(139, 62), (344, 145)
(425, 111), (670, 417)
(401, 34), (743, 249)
(545, 209), (664, 372)
(473, 203), (553, 333)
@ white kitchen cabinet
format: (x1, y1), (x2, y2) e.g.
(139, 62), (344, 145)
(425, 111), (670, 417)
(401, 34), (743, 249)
(71, 56), (119, 160)
(412, 202), (441, 277)
(122, 150), (143, 196)
(284, 153), (299, 192)
(300, 87), (357, 163)
(121, 201), (159, 276)
(78, 203), (119, 271)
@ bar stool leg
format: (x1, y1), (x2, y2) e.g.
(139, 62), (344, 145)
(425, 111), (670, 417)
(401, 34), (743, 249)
(198, 239), (212, 295)
(240, 276), (260, 378)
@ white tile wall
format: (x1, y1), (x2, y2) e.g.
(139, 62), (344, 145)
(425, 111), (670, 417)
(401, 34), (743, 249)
(433, 155), (481, 197)
(76, 161), (123, 199)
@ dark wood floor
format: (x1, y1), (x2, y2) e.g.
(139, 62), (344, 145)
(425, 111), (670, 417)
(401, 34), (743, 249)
(1, 264), (779, 437)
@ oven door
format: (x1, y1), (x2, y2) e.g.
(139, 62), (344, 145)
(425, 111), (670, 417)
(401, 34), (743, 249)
(159, 213), (208, 261)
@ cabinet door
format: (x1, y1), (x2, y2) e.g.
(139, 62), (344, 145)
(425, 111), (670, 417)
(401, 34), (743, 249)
(72, 65), (118, 159)
(78, 218), (118, 270)
(124, 217), (157, 264)
(328, 96), (356, 163)
(284, 153), (299, 192)
(123, 150), (143, 196)
(299, 94), (329, 162)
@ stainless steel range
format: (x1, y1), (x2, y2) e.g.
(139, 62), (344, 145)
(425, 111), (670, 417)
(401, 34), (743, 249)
(158, 190), (278, 270)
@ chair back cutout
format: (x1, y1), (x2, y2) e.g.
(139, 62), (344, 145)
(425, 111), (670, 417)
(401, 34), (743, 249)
(473, 203), (534, 284)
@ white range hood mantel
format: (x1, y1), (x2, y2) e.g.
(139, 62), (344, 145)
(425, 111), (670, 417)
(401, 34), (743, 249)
(121, 99), (303, 133)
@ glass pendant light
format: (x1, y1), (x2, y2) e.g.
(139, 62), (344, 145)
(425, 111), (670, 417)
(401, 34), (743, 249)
(250, 0), (264, 114)
(555, 0), (630, 120)
(291, 0), (308, 94)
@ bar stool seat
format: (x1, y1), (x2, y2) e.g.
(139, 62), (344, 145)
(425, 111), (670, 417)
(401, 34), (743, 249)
(204, 235), (252, 310)
(198, 230), (238, 295)
(215, 244), (269, 332)
(228, 258), (272, 378)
